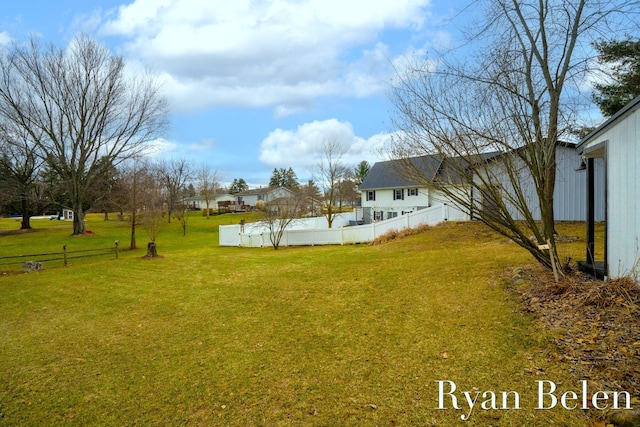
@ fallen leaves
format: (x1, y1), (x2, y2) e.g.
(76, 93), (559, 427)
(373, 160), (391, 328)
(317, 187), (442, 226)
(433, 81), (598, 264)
(509, 266), (640, 422)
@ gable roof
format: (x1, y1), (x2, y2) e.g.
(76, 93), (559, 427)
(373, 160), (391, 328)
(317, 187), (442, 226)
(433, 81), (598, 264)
(578, 95), (640, 150)
(358, 155), (442, 190)
(359, 152), (500, 191)
(236, 187), (295, 197)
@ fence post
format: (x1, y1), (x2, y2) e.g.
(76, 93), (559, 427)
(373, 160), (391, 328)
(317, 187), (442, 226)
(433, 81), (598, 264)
(63, 245), (67, 267)
(115, 240), (119, 259)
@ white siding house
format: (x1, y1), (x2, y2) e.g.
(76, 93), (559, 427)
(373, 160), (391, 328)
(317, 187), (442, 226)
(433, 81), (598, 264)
(359, 156), (469, 223)
(361, 144), (604, 225)
(185, 194), (236, 211)
(235, 187), (296, 209)
(578, 95), (640, 279)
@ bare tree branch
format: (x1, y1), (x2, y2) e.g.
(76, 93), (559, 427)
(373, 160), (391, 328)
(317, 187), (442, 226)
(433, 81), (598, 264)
(0, 35), (168, 235)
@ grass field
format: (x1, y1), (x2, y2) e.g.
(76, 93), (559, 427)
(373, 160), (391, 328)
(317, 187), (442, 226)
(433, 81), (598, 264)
(0, 213), (599, 426)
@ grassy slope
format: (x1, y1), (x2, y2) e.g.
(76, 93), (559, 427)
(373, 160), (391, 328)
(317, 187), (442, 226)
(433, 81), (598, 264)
(0, 214), (594, 426)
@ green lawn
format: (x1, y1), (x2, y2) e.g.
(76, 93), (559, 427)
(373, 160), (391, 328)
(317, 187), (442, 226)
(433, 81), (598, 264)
(0, 214), (593, 425)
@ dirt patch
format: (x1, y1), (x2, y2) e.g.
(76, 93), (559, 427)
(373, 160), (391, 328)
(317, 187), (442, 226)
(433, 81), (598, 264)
(508, 266), (640, 425)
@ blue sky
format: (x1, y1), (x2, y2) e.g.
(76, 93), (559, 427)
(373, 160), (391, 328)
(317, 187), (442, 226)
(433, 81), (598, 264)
(0, 0), (461, 187)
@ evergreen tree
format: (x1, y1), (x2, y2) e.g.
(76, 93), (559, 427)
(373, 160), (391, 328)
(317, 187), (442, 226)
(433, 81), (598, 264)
(268, 168), (282, 187)
(353, 160), (371, 186)
(283, 167), (299, 190)
(592, 38), (640, 117)
(268, 167), (299, 190)
(229, 178), (248, 194)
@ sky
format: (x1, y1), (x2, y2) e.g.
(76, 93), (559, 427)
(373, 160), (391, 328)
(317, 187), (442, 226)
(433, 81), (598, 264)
(0, 0), (463, 187)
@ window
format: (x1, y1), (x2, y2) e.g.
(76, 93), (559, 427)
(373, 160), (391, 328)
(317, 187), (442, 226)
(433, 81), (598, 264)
(387, 212), (398, 219)
(408, 188), (419, 196)
(374, 211), (384, 221)
(393, 189), (404, 200)
(366, 190), (376, 201)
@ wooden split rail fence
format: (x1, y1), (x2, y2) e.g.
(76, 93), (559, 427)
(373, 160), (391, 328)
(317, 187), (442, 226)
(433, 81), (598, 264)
(0, 241), (120, 271)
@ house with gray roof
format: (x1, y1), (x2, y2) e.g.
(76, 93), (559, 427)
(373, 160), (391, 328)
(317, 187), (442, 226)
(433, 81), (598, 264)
(235, 187), (296, 209)
(360, 143), (604, 225)
(358, 155), (467, 223)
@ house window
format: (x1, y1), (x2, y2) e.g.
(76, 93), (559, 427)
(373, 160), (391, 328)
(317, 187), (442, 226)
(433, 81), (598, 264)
(393, 189), (404, 200)
(387, 212), (398, 219)
(374, 211), (384, 221)
(408, 188), (419, 196)
(366, 190), (376, 201)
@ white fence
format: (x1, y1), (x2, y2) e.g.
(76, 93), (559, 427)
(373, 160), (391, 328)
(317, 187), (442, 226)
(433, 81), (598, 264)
(218, 203), (468, 248)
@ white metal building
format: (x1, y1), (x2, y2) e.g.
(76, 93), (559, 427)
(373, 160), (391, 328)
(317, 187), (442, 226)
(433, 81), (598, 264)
(481, 142), (605, 222)
(578, 95), (640, 279)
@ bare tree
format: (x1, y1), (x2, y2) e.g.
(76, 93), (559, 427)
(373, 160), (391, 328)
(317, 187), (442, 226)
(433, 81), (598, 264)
(140, 165), (165, 258)
(315, 139), (348, 228)
(299, 179), (322, 217)
(156, 158), (191, 223)
(0, 124), (46, 229)
(195, 163), (219, 218)
(0, 35), (168, 235)
(173, 200), (190, 236)
(390, 0), (638, 270)
(258, 190), (306, 249)
(117, 159), (153, 250)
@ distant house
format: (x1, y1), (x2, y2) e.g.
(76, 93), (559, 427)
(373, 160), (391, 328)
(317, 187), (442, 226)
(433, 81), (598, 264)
(184, 194), (236, 211)
(235, 187), (296, 209)
(577, 95), (640, 279)
(358, 155), (466, 223)
(360, 143), (604, 224)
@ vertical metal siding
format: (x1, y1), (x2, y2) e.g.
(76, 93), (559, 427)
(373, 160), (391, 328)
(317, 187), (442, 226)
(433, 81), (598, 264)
(553, 146), (605, 221)
(605, 108), (640, 277)
(493, 145), (605, 221)
(584, 105), (640, 277)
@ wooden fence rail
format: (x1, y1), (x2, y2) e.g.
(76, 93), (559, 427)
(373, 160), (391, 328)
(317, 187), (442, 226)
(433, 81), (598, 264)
(0, 241), (120, 270)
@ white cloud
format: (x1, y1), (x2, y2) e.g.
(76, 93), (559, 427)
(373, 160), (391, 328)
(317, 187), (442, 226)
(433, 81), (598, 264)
(259, 119), (392, 170)
(0, 31), (13, 46)
(98, 0), (432, 114)
(142, 137), (178, 157)
(188, 138), (216, 151)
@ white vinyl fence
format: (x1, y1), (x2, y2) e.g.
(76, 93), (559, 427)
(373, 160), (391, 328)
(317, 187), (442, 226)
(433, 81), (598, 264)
(219, 203), (468, 248)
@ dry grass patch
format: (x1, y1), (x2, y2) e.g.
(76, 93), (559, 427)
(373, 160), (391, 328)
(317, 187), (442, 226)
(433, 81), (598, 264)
(369, 224), (433, 245)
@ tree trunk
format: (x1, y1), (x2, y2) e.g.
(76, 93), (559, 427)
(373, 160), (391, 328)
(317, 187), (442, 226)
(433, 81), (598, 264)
(130, 210), (137, 250)
(72, 206), (86, 235)
(20, 198), (31, 230)
(145, 241), (158, 258)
